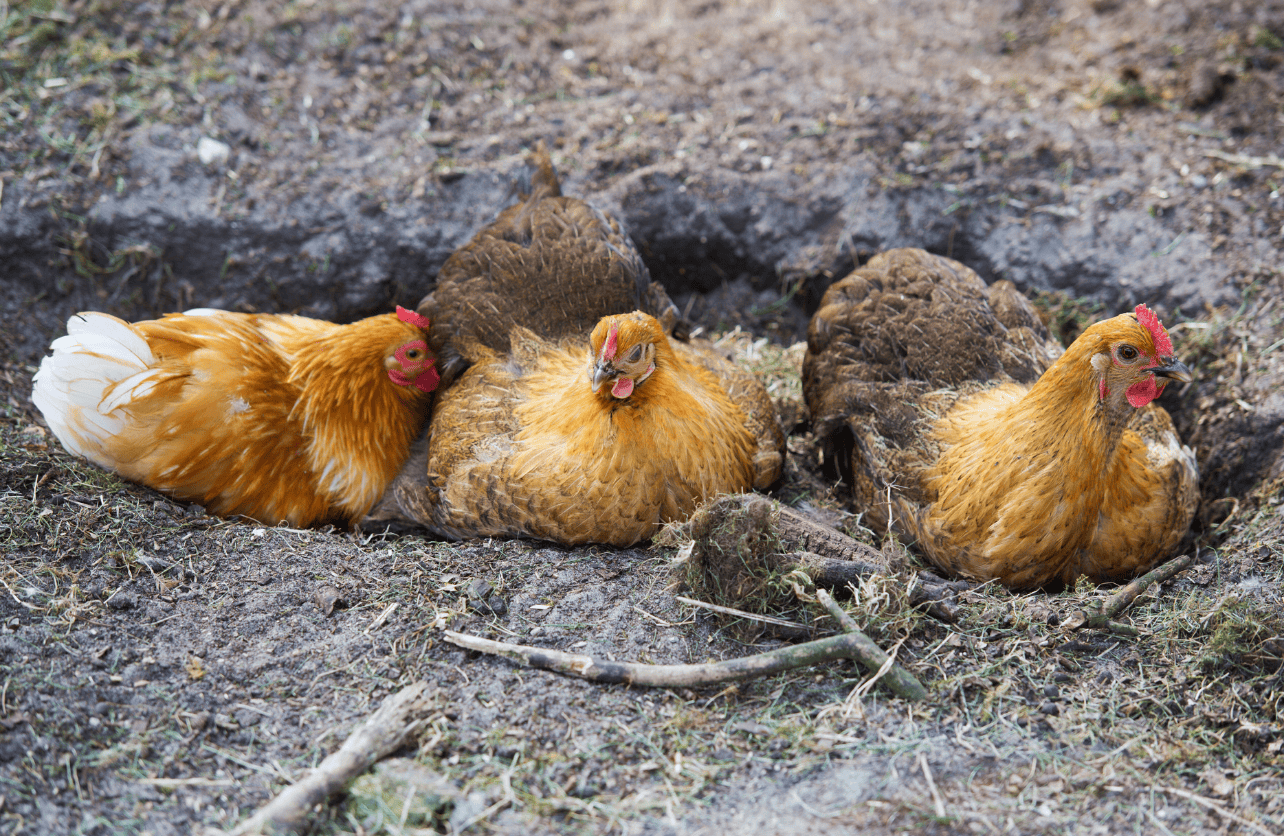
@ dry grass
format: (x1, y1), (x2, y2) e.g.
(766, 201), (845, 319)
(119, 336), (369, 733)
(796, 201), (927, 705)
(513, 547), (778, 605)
(4, 297), (1283, 836)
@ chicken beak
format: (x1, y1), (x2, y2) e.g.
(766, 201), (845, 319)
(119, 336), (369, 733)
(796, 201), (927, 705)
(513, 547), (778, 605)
(1150, 357), (1193, 384)
(590, 362), (614, 393)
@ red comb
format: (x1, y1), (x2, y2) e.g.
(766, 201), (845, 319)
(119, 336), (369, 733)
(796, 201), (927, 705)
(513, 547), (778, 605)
(1134, 304), (1173, 356)
(397, 305), (431, 330)
(601, 323), (619, 361)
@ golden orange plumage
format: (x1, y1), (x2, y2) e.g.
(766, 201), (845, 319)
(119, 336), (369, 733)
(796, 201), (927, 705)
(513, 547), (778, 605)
(377, 311), (785, 546)
(32, 307), (438, 528)
(804, 248), (1198, 590)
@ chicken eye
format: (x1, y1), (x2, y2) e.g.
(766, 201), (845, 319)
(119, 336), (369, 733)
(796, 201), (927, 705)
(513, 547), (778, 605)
(626, 345), (643, 363)
(1118, 345), (1139, 362)
(405, 349), (422, 360)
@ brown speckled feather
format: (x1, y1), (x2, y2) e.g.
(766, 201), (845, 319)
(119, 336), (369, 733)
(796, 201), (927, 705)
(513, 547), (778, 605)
(418, 141), (678, 383)
(803, 248), (1198, 590)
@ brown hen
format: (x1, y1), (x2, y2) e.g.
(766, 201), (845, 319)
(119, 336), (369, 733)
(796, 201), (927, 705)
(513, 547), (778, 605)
(418, 141), (678, 384)
(803, 248), (1198, 589)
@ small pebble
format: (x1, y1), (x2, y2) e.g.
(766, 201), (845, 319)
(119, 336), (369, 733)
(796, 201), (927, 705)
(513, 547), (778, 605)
(197, 136), (231, 166)
(106, 592), (136, 610)
(312, 585), (344, 616)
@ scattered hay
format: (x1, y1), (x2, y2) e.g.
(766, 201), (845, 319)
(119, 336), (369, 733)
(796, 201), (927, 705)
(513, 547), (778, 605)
(1196, 590), (1284, 674)
(666, 494), (960, 639)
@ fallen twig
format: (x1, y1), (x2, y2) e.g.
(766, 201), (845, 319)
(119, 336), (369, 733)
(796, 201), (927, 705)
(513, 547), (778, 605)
(1159, 785), (1278, 836)
(1203, 149), (1284, 170)
(815, 587), (860, 634)
(444, 626), (928, 700)
(815, 588), (927, 701)
(138, 777), (235, 788)
(674, 594), (810, 635)
(918, 752), (947, 818)
(1100, 554), (1196, 619)
(1068, 554), (1196, 633)
(0, 576), (45, 611)
(227, 682), (437, 835)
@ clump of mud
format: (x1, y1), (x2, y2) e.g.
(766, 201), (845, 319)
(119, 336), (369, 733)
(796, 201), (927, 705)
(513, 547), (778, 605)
(670, 494), (801, 618)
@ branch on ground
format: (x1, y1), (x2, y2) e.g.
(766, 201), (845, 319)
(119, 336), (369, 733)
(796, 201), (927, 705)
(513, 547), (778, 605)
(227, 682), (438, 836)
(443, 625), (928, 701)
(1064, 554), (1197, 633)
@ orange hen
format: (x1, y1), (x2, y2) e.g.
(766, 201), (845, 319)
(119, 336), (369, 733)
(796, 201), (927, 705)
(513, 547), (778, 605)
(376, 310), (785, 546)
(804, 248), (1198, 589)
(32, 306), (439, 528)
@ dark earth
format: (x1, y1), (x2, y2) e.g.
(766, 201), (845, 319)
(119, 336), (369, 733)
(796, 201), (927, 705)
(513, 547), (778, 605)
(3, 0), (1284, 834)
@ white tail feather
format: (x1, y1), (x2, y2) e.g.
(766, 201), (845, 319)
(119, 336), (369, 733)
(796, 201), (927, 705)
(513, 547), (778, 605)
(65, 312), (155, 365)
(98, 368), (169, 414)
(32, 312), (160, 467)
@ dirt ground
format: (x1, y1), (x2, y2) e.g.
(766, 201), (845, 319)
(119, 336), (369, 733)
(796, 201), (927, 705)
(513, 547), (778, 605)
(3, 0), (1284, 834)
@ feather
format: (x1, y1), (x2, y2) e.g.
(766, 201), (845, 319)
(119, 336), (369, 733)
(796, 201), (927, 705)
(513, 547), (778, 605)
(32, 307), (437, 528)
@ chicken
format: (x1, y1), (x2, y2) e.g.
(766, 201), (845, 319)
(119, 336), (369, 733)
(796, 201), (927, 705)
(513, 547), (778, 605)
(803, 248), (1198, 589)
(419, 140), (679, 385)
(31, 306), (439, 528)
(376, 309), (784, 546)
(370, 141), (782, 543)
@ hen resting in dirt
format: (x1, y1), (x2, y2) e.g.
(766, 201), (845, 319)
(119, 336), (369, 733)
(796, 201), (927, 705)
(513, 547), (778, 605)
(378, 310), (783, 546)
(803, 248), (1198, 589)
(368, 146), (784, 543)
(32, 306), (438, 528)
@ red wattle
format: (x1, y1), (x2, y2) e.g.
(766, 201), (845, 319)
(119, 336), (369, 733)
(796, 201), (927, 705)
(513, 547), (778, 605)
(1125, 377), (1159, 408)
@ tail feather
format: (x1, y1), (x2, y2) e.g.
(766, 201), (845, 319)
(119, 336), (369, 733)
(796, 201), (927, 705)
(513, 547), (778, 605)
(32, 312), (161, 466)
(99, 368), (173, 414)
(65, 312), (155, 365)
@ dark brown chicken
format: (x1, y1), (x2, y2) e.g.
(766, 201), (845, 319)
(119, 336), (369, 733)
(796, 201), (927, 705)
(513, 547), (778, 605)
(419, 141), (678, 384)
(803, 248), (1198, 590)
(368, 145), (785, 544)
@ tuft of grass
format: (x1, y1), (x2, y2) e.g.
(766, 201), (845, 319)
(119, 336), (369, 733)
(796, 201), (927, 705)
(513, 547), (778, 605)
(1030, 289), (1106, 346)
(1093, 66), (1158, 108)
(1252, 25), (1284, 51)
(668, 494), (802, 627)
(1195, 593), (1284, 674)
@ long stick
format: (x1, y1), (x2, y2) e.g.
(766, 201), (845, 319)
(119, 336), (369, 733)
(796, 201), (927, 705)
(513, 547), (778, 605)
(1070, 554), (1197, 633)
(443, 628), (927, 700)
(1100, 554), (1196, 619)
(674, 595), (810, 633)
(814, 588), (928, 700)
(227, 682), (436, 835)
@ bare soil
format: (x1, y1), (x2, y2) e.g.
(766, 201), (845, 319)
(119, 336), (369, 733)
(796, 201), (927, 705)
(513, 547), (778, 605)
(3, 1), (1284, 834)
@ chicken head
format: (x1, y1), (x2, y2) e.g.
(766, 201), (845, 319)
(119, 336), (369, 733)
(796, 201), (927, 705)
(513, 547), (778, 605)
(386, 306), (440, 394)
(1082, 304), (1191, 424)
(589, 311), (661, 399)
